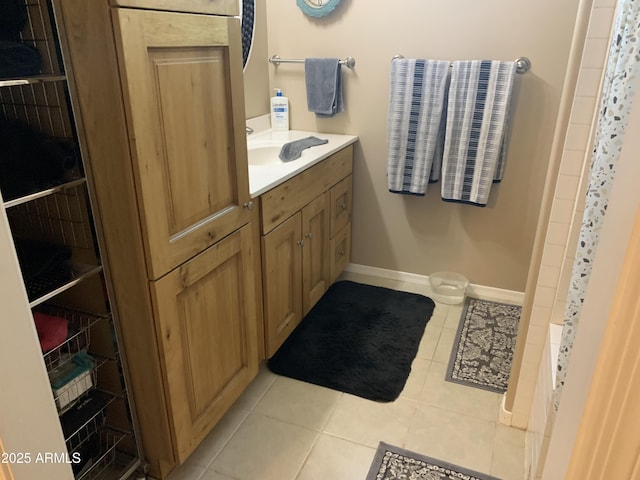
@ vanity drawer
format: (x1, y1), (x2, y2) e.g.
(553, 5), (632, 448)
(330, 175), (352, 237)
(330, 223), (351, 284)
(259, 145), (353, 235)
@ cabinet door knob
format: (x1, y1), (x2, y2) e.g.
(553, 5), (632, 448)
(340, 202), (347, 211)
(338, 250), (345, 256)
(297, 239), (305, 247)
(305, 232), (313, 239)
(243, 201), (254, 210)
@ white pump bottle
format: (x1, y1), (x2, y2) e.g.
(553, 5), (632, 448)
(270, 88), (290, 131)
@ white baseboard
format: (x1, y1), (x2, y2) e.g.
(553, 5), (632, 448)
(343, 263), (525, 305)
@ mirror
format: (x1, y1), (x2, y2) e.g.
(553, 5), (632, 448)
(240, 0), (255, 69)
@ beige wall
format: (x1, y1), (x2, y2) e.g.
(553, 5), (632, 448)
(242, 0), (580, 291)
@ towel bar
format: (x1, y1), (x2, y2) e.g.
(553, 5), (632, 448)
(392, 55), (531, 74)
(269, 55), (356, 69)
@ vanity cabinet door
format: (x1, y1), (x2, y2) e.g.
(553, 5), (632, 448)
(302, 193), (330, 315)
(150, 224), (258, 463)
(112, 9), (250, 279)
(262, 213), (303, 357)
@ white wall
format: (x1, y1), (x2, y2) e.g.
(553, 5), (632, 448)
(0, 201), (73, 479)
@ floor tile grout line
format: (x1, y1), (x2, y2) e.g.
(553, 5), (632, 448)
(251, 376), (344, 433)
(198, 370), (278, 474)
(197, 465), (243, 480)
(252, 369), (279, 409)
(252, 406), (337, 433)
(317, 431), (382, 451)
(199, 408), (252, 473)
(315, 429), (383, 451)
(422, 402), (502, 426)
(318, 391), (344, 431)
(294, 433), (381, 480)
(207, 410), (321, 480)
(410, 359), (435, 404)
(399, 398), (421, 449)
(292, 429), (323, 480)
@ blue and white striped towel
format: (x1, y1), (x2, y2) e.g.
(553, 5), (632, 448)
(441, 60), (516, 206)
(387, 59), (450, 195)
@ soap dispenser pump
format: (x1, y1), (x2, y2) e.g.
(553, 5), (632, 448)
(270, 88), (289, 131)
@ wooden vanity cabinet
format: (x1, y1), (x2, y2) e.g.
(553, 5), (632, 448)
(111, 8), (252, 280)
(55, 1), (258, 478)
(259, 147), (353, 357)
(261, 194), (330, 356)
(150, 224), (258, 463)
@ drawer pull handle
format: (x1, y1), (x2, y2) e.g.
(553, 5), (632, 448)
(305, 233), (313, 239)
(243, 201), (254, 210)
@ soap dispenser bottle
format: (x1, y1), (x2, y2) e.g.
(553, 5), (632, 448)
(270, 88), (289, 131)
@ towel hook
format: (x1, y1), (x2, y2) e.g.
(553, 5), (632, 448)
(514, 57), (531, 74)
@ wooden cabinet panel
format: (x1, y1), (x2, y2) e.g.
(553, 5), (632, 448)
(330, 175), (352, 237)
(302, 193), (330, 315)
(112, 9), (250, 279)
(330, 223), (351, 284)
(150, 224), (258, 462)
(110, 0), (238, 15)
(262, 213), (303, 357)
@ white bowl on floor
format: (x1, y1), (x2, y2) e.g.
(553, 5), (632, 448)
(429, 272), (469, 305)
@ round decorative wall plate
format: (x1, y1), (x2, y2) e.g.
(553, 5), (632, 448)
(296, 0), (342, 18)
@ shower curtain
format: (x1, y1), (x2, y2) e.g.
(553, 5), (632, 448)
(554, 0), (640, 410)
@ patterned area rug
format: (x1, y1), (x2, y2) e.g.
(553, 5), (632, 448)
(445, 297), (521, 393)
(366, 442), (500, 480)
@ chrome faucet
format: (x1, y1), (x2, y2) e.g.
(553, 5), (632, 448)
(245, 126), (254, 135)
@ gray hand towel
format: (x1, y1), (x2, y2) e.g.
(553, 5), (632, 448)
(304, 58), (344, 117)
(279, 136), (328, 161)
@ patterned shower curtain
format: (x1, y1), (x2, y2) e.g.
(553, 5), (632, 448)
(554, 0), (640, 410)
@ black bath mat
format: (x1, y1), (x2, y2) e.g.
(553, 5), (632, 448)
(267, 280), (435, 402)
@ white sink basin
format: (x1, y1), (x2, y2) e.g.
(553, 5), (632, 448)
(247, 142), (286, 166)
(246, 129), (358, 197)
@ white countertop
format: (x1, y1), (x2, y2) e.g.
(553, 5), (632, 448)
(247, 129), (358, 198)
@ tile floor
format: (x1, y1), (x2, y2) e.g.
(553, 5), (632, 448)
(164, 273), (526, 480)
